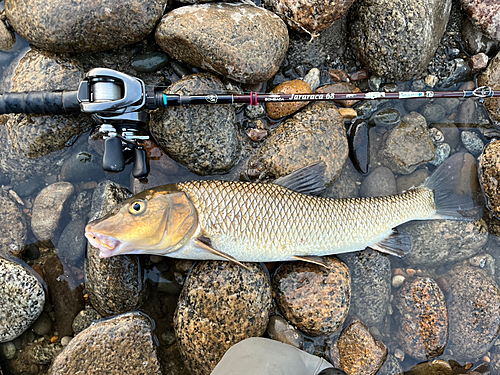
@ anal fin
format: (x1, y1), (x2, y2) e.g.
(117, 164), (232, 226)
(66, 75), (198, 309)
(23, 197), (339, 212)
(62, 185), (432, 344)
(369, 229), (412, 258)
(193, 238), (251, 271)
(291, 255), (331, 268)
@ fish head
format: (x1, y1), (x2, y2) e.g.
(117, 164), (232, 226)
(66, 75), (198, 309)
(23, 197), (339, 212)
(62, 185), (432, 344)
(85, 186), (199, 258)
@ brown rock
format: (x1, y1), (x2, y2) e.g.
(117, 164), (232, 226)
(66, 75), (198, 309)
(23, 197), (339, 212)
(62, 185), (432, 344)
(337, 320), (388, 375)
(316, 82), (361, 108)
(0, 17), (15, 51)
(460, 0), (500, 41)
(0, 193), (26, 258)
(329, 69), (349, 82)
(266, 79), (311, 119)
(478, 52), (500, 122)
(350, 69), (369, 81)
(273, 256), (350, 336)
(479, 140), (500, 218)
(469, 53), (489, 73)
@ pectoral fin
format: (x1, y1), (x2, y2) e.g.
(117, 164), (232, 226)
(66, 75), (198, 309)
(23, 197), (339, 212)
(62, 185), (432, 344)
(291, 255), (331, 268)
(193, 238), (251, 271)
(369, 229), (412, 258)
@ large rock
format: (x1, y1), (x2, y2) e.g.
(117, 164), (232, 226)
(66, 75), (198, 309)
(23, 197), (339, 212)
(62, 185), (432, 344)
(174, 261), (272, 375)
(479, 140), (500, 218)
(150, 74), (240, 176)
(478, 52), (500, 122)
(49, 312), (162, 374)
(155, 3), (288, 84)
(5, 0), (164, 52)
(0, 193), (26, 258)
(349, 0), (452, 80)
(0, 18), (15, 51)
(460, 0), (500, 41)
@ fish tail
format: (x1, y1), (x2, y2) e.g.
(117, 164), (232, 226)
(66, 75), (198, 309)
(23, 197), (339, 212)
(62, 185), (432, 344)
(423, 152), (476, 220)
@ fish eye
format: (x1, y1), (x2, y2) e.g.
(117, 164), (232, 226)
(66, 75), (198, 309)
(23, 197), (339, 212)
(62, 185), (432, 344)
(129, 200), (146, 215)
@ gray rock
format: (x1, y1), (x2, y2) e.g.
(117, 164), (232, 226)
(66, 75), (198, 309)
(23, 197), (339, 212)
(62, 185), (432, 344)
(31, 182), (74, 241)
(0, 17), (15, 51)
(379, 112), (435, 174)
(175, 261), (272, 375)
(85, 181), (147, 316)
(421, 103), (446, 124)
(359, 167), (397, 198)
(461, 130), (484, 156)
(438, 58), (472, 88)
(430, 143), (451, 166)
(72, 307), (102, 335)
(303, 68), (321, 92)
(266, 315), (304, 349)
(432, 123), (460, 149)
(13, 179), (42, 198)
(69, 191), (92, 222)
(0, 193), (26, 258)
(433, 98), (461, 115)
(323, 158), (362, 199)
(257, 102), (348, 186)
(131, 51), (169, 73)
(369, 108), (401, 127)
(49, 312), (162, 374)
(396, 168), (430, 193)
(377, 354), (403, 375)
(5, 0), (164, 52)
(31, 312), (52, 336)
(0, 258), (45, 343)
(460, 0), (500, 41)
(150, 74), (240, 176)
(29, 341), (63, 365)
(349, 0), (452, 80)
(60, 151), (105, 183)
(0, 342), (16, 360)
(461, 18), (500, 56)
(155, 3), (288, 84)
(57, 219), (87, 266)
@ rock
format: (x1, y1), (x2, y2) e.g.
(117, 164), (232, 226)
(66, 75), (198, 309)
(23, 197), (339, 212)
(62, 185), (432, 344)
(0, 18), (15, 51)
(31, 182), (74, 241)
(266, 79), (312, 119)
(478, 51), (500, 122)
(404, 360), (452, 375)
(0, 341), (16, 360)
(349, 0), (452, 80)
(461, 18), (500, 56)
(131, 51), (169, 73)
(337, 320), (388, 375)
(359, 167), (397, 198)
(316, 82), (361, 108)
(31, 312), (53, 336)
(396, 169), (430, 193)
(421, 103), (446, 124)
(480, 140), (500, 217)
(460, 0), (500, 41)
(469, 52), (489, 73)
(446, 266), (500, 360)
(5, 0), (163, 52)
(263, 0), (354, 34)
(49, 312), (162, 374)
(438, 58), (472, 88)
(323, 158), (362, 199)
(0, 258), (45, 342)
(14, 179), (42, 198)
(393, 277), (448, 361)
(0, 193), (26, 257)
(59, 151), (105, 183)
(432, 123), (460, 149)
(303, 68), (321, 92)
(69, 191), (92, 222)
(72, 307), (102, 335)
(369, 108), (401, 127)
(377, 354), (403, 375)
(174, 261), (272, 375)
(56, 219), (87, 266)
(266, 315), (304, 349)
(339, 249), (390, 327)
(379, 112), (435, 174)
(150, 74), (240, 176)
(257, 102), (348, 186)
(430, 143), (451, 166)
(273, 256), (350, 336)
(461, 130), (484, 156)
(29, 341), (63, 365)
(85, 181), (147, 316)
(155, 3), (288, 84)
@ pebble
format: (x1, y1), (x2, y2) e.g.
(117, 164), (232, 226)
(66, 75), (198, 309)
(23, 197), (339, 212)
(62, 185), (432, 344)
(479, 140), (500, 217)
(339, 108), (357, 121)
(29, 341), (63, 365)
(131, 51), (169, 73)
(303, 68), (321, 92)
(316, 82), (361, 108)
(421, 103), (446, 123)
(0, 258), (45, 343)
(273, 256), (350, 336)
(359, 167), (397, 198)
(392, 275), (406, 288)
(369, 108), (401, 127)
(31, 312), (52, 336)
(72, 307), (102, 335)
(430, 143), (451, 166)
(428, 127), (445, 144)
(244, 104), (265, 120)
(461, 131), (484, 156)
(266, 315), (304, 349)
(60, 336), (72, 346)
(469, 53), (489, 73)
(0, 192), (27, 257)
(266, 79), (312, 119)
(1, 341), (16, 360)
(247, 128), (268, 142)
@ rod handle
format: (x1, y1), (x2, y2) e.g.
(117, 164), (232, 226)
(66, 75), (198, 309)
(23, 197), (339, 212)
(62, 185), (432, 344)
(0, 91), (80, 115)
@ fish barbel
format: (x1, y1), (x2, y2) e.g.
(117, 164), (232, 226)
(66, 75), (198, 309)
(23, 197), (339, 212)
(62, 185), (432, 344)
(85, 153), (473, 265)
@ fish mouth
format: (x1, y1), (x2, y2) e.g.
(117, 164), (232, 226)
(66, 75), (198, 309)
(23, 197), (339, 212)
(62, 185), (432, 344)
(84, 230), (122, 258)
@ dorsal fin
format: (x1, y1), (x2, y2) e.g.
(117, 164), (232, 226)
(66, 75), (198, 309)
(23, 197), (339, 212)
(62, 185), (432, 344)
(273, 162), (327, 196)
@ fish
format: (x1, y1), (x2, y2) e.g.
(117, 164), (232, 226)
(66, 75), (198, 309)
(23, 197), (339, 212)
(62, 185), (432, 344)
(85, 153), (474, 267)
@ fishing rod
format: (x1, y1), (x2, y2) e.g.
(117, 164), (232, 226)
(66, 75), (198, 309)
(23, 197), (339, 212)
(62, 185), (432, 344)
(0, 68), (498, 177)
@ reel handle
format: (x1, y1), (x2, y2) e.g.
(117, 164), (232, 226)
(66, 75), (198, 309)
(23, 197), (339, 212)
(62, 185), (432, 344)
(103, 137), (125, 173)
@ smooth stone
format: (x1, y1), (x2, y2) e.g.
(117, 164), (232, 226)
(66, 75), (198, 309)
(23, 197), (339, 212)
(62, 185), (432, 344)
(0, 18), (15, 51)
(438, 58), (472, 88)
(49, 312), (161, 374)
(0, 342), (16, 360)
(0, 193), (27, 257)
(85, 181), (147, 316)
(31, 312), (52, 336)
(421, 103), (446, 124)
(257, 102), (348, 186)
(323, 158), (362, 199)
(461, 130), (484, 156)
(150, 74), (240, 176)
(59, 151), (105, 183)
(431, 123), (460, 149)
(0, 258), (45, 343)
(131, 51), (169, 73)
(369, 108), (401, 127)
(460, 0), (500, 41)
(316, 82), (361, 108)
(5, 0), (164, 52)
(478, 52), (500, 122)
(461, 18), (500, 56)
(174, 261), (272, 375)
(69, 191), (93, 222)
(359, 167), (397, 198)
(31, 182), (74, 241)
(155, 3), (288, 84)
(14, 179), (42, 198)
(396, 169), (430, 193)
(56, 219), (87, 266)
(404, 360), (452, 375)
(480, 140), (500, 217)
(266, 315), (304, 349)
(433, 98), (461, 115)
(266, 79), (311, 119)
(72, 307), (102, 335)
(393, 277), (448, 360)
(273, 256), (350, 336)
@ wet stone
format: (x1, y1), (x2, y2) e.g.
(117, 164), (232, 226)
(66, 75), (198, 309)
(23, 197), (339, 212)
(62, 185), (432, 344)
(0, 258), (45, 343)
(266, 79), (311, 119)
(266, 315), (304, 349)
(174, 261), (272, 375)
(29, 341), (63, 365)
(0, 193), (26, 258)
(131, 51), (169, 73)
(469, 53), (489, 74)
(479, 140), (500, 217)
(56, 219), (87, 266)
(49, 312), (161, 375)
(72, 307), (102, 335)
(478, 52), (500, 122)
(430, 143), (451, 166)
(461, 18), (500, 56)
(150, 74), (240, 176)
(377, 354), (403, 375)
(31, 312), (53, 336)
(59, 151), (105, 183)
(0, 17), (15, 51)
(155, 3), (288, 84)
(337, 320), (388, 375)
(421, 103), (446, 124)
(461, 130), (484, 156)
(396, 169), (430, 194)
(1, 341), (16, 360)
(257, 102), (348, 186)
(316, 82), (361, 108)
(369, 108), (401, 127)
(446, 266), (500, 360)
(273, 256), (350, 336)
(359, 167), (397, 198)
(460, 0), (500, 41)
(404, 359), (453, 375)
(323, 158), (362, 199)
(393, 277), (448, 361)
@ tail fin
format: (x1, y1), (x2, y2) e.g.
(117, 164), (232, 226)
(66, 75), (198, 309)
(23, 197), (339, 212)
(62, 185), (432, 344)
(423, 152), (478, 220)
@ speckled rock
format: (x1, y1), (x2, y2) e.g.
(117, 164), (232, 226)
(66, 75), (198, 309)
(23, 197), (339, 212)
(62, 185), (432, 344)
(150, 74), (240, 176)
(404, 360), (453, 375)
(379, 112), (435, 174)
(478, 52), (500, 122)
(155, 3), (288, 84)
(49, 312), (161, 374)
(29, 341), (63, 365)
(479, 140), (500, 217)
(174, 261), (272, 375)
(273, 256), (350, 336)
(263, 0), (354, 34)
(0, 193), (26, 258)
(393, 277), (448, 361)
(349, 0), (452, 80)
(5, 0), (164, 52)
(461, 130), (484, 156)
(266, 79), (311, 119)
(461, 18), (500, 56)
(257, 102), (348, 186)
(85, 181), (147, 316)
(460, 0), (500, 41)
(0, 17), (15, 51)
(72, 307), (102, 335)
(266, 315), (304, 349)
(446, 266), (500, 360)
(337, 320), (388, 375)
(323, 158), (362, 199)
(359, 167), (397, 198)
(377, 354), (403, 375)
(339, 249), (390, 327)
(0, 258), (45, 343)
